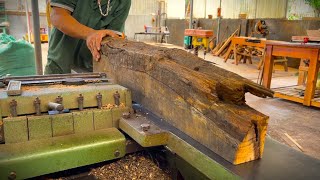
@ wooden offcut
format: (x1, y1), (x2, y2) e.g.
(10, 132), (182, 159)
(95, 37), (273, 165)
(284, 133), (304, 152)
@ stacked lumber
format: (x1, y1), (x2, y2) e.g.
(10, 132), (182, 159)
(222, 37), (266, 67)
(233, 45), (264, 65)
(251, 47), (264, 56)
(95, 37), (273, 165)
(236, 46), (263, 56)
(212, 29), (239, 57)
(236, 46), (264, 58)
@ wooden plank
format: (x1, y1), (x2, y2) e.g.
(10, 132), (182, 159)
(281, 133), (302, 152)
(275, 85), (320, 100)
(311, 100), (320, 108)
(233, 44), (239, 65)
(303, 50), (320, 106)
(211, 39), (226, 54)
(307, 30), (320, 37)
(267, 40), (320, 48)
(214, 29), (239, 56)
(272, 46), (319, 60)
(277, 91), (298, 96)
(96, 37), (273, 165)
(292, 36), (320, 42)
(293, 86), (305, 91)
(284, 133), (304, 152)
(272, 85), (299, 90)
(277, 88), (298, 95)
(274, 93), (304, 104)
(232, 37), (266, 48)
(298, 59), (308, 85)
(312, 97), (320, 101)
(262, 45), (274, 88)
(224, 42), (235, 62)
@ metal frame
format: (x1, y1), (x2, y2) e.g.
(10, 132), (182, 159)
(31, 0), (43, 75)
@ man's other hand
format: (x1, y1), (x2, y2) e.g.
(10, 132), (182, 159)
(86, 30), (119, 61)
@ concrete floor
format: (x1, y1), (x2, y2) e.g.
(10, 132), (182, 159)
(40, 42), (320, 160)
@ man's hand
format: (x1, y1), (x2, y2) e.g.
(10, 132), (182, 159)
(86, 30), (119, 61)
(50, 7), (120, 61)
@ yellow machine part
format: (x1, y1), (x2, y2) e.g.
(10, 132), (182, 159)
(24, 33), (49, 43)
(192, 36), (210, 48)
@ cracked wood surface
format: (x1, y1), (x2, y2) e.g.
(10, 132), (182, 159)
(94, 37), (273, 164)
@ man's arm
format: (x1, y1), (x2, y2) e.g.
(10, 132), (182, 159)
(50, 7), (118, 61)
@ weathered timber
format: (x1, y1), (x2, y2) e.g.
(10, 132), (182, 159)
(95, 37), (273, 165)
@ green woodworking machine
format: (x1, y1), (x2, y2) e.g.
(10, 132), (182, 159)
(0, 73), (319, 179)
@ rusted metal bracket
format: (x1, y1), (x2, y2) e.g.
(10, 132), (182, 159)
(9, 99), (18, 117)
(34, 97), (41, 116)
(78, 94), (84, 111)
(96, 93), (102, 109)
(113, 91), (120, 106)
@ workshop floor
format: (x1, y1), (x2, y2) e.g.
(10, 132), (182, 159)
(40, 42), (320, 160)
(196, 48), (320, 160)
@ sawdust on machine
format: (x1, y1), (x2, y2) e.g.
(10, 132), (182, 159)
(102, 102), (126, 109)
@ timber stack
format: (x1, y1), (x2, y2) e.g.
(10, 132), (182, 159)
(211, 28), (239, 57)
(95, 37), (274, 165)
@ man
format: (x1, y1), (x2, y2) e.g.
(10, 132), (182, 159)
(45, 0), (131, 74)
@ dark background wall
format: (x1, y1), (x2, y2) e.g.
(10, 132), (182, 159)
(249, 19), (320, 41)
(165, 19), (188, 47)
(167, 18), (320, 46)
(166, 18), (320, 67)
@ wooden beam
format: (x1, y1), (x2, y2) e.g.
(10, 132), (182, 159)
(95, 37), (273, 165)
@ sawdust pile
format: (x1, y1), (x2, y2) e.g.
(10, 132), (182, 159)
(89, 153), (172, 180)
(102, 103), (126, 110)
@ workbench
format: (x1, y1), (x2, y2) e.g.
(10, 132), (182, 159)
(134, 32), (170, 43)
(224, 37), (266, 66)
(262, 40), (320, 108)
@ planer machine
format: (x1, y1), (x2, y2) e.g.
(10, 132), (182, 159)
(0, 73), (319, 179)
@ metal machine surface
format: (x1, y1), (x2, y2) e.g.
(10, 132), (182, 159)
(0, 73), (131, 179)
(0, 73), (319, 179)
(130, 104), (320, 180)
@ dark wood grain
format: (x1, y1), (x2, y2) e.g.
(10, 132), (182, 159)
(94, 37), (273, 164)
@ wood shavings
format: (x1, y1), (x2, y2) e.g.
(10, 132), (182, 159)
(102, 103), (126, 109)
(89, 152), (171, 180)
(102, 104), (115, 109)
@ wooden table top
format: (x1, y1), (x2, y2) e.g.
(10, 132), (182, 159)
(233, 36), (267, 41)
(266, 40), (320, 48)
